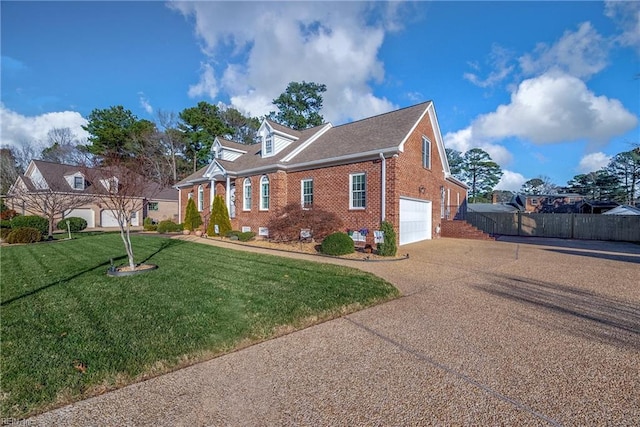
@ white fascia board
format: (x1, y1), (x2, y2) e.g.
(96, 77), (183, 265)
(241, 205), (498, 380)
(203, 160), (227, 179)
(445, 174), (468, 189)
(281, 123), (332, 162)
(398, 101), (431, 153)
(235, 147), (399, 176)
(428, 104), (452, 175)
(272, 128), (299, 141)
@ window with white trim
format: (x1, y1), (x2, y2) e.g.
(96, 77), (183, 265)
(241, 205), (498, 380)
(301, 179), (313, 208)
(350, 173), (366, 209)
(73, 176), (84, 190)
(422, 136), (431, 169)
(264, 133), (273, 155)
(148, 202), (159, 211)
(260, 175), (270, 210)
(243, 178), (252, 211)
(197, 185), (204, 212)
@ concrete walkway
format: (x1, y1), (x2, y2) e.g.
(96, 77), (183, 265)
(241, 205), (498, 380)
(30, 236), (640, 426)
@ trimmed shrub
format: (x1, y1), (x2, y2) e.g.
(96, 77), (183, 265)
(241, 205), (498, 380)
(207, 195), (232, 236)
(267, 203), (344, 242)
(376, 221), (397, 256)
(320, 232), (355, 256)
(57, 217), (88, 232)
(157, 220), (183, 233)
(6, 227), (42, 244)
(10, 215), (48, 236)
(1, 220), (11, 229)
(225, 230), (255, 241)
(183, 198), (202, 231)
(0, 228), (11, 240)
(143, 217), (157, 231)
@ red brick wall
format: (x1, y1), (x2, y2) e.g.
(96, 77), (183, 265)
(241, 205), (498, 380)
(393, 114), (466, 237)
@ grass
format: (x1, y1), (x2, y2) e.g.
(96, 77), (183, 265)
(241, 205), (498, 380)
(0, 233), (398, 419)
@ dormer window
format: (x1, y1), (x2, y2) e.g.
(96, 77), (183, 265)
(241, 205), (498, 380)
(73, 176), (84, 190)
(264, 133), (273, 156)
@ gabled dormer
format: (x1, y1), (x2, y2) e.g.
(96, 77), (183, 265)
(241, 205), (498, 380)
(211, 138), (247, 162)
(24, 161), (49, 190)
(100, 176), (119, 193)
(257, 120), (298, 158)
(64, 171), (86, 191)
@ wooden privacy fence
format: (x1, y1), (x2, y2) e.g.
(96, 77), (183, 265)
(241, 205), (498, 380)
(466, 212), (640, 242)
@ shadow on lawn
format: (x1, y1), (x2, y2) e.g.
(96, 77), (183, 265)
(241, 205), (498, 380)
(474, 274), (640, 351)
(1, 239), (186, 307)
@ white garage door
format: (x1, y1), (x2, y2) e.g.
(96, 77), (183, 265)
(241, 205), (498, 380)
(399, 197), (432, 245)
(101, 210), (140, 227)
(64, 208), (95, 228)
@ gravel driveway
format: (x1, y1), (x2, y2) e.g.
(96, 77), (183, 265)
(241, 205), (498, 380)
(30, 236), (640, 426)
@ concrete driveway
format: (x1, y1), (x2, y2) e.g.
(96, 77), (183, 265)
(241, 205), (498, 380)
(30, 237), (640, 426)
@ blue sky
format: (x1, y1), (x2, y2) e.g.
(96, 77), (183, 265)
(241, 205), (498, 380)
(1, 1), (638, 191)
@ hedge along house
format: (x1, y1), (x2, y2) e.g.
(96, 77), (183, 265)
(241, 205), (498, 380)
(175, 101), (467, 246)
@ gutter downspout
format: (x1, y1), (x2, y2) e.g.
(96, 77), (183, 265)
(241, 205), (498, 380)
(178, 188), (182, 224)
(379, 153), (386, 223)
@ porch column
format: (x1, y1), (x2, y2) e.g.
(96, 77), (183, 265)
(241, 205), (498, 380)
(210, 180), (215, 204)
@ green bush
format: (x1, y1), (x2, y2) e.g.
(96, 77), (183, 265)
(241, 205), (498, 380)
(143, 217), (157, 231)
(6, 227), (42, 244)
(320, 232), (355, 256)
(1, 220), (11, 229)
(207, 195), (232, 237)
(157, 220), (183, 233)
(57, 217), (88, 232)
(183, 198), (202, 231)
(376, 221), (397, 256)
(0, 228), (12, 240)
(237, 231), (256, 242)
(10, 215), (48, 236)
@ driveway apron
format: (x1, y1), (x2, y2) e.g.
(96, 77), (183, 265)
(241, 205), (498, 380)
(30, 236), (640, 426)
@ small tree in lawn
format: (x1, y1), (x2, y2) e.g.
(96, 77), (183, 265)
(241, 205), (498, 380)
(207, 195), (231, 236)
(85, 153), (162, 270)
(183, 197), (202, 232)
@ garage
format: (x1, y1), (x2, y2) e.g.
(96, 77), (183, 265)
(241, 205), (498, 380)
(101, 210), (140, 227)
(399, 197), (432, 245)
(64, 208), (95, 228)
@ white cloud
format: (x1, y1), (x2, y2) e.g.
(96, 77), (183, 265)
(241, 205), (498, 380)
(464, 44), (515, 88)
(578, 152), (611, 173)
(519, 22), (608, 79)
(138, 92), (153, 115)
(605, 0), (640, 54)
(0, 104), (89, 148)
(169, 1), (399, 123)
(495, 170), (526, 192)
(443, 127), (513, 167)
(188, 63), (219, 100)
(473, 71), (637, 148)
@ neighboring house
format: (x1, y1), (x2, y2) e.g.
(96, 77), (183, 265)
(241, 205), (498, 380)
(602, 205), (640, 215)
(508, 193), (585, 213)
(468, 203), (519, 214)
(577, 200), (620, 214)
(175, 101), (468, 246)
(8, 160), (178, 228)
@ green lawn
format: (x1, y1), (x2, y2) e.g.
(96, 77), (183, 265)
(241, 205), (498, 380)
(0, 234), (398, 419)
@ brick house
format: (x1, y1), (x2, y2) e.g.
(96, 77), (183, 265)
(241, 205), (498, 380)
(175, 101), (467, 246)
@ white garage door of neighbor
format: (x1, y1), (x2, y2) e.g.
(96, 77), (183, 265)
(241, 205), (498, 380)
(399, 198), (432, 245)
(101, 210), (140, 227)
(64, 208), (95, 228)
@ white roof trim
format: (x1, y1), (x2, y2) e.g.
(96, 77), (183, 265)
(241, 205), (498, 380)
(203, 159), (227, 179)
(281, 123), (333, 162)
(212, 137), (247, 154)
(397, 102), (431, 153)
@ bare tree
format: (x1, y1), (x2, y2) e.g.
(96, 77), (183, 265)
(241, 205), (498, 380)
(84, 154), (163, 270)
(13, 140), (41, 172)
(8, 174), (95, 239)
(156, 110), (185, 183)
(41, 128), (90, 165)
(0, 147), (20, 195)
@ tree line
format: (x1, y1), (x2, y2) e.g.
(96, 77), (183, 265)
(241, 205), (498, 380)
(446, 145), (640, 205)
(0, 81), (327, 194)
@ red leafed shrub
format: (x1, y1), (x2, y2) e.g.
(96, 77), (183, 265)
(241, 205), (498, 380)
(267, 203), (344, 242)
(1, 209), (17, 220)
